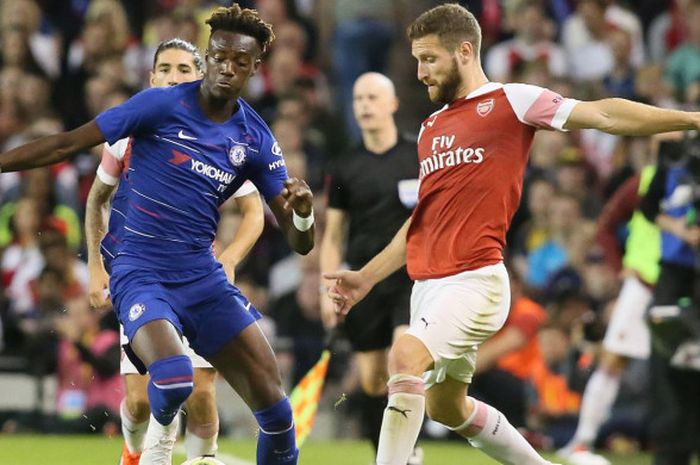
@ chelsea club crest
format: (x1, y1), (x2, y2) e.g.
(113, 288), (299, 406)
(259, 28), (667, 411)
(228, 144), (247, 167)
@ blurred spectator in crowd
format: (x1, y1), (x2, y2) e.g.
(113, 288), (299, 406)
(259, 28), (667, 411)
(512, 177), (556, 278)
(52, 294), (121, 433)
(526, 193), (583, 291)
(0, 0), (59, 77)
(57, 0), (138, 128)
(562, 0), (615, 81)
(665, 0), (700, 103)
(486, 0), (566, 83)
(648, 0), (693, 65)
(603, 29), (636, 99)
(555, 150), (602, 218)
(331, 1), (397, 139)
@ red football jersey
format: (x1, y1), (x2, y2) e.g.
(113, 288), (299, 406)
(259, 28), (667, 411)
(406, 82), (578, 279)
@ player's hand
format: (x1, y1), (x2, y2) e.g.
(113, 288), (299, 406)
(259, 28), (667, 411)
(320, 284), (338, 329)
(323, 270), (373, 318)
(88, 263), (111, 308)
(281, 178), (313, 217)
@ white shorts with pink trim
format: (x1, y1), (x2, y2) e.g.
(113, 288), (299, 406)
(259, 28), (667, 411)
(406, 262), (511, 388)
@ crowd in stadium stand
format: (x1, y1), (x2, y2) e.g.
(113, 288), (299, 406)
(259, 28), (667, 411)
(0, 0), (696, 454)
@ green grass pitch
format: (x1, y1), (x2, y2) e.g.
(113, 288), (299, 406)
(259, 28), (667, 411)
(0, 435), (655, 465)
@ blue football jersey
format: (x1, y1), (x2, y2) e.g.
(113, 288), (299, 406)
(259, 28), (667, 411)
(95, 81), (287, 269)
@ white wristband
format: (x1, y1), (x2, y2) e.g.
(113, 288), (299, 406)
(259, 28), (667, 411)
(292, 209), (314, 231)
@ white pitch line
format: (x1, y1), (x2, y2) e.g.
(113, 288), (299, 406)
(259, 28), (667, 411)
(175, 444), (255, 465)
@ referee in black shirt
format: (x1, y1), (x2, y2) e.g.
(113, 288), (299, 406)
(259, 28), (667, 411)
(320, 72), (422, 464)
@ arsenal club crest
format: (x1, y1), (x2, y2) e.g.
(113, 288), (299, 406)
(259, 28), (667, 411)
(228, 144), (247, 167)
(476, 98), (494, 117)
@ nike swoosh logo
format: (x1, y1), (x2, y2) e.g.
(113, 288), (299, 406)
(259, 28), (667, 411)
(178, 130), (197, 140)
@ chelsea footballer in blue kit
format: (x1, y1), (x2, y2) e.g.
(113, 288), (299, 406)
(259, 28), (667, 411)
(0, 5), (313, 465)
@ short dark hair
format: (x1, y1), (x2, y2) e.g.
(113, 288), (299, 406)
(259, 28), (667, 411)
(153, 38), (204, 73)
(205, 4), (275, 53)
(407, 3), (482, 55)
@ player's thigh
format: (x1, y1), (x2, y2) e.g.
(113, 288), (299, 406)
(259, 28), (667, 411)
(207, 322), (284, 411)
(131, 319), (187, 367)
(425, 375), (470, 428)
(356, 348), (390, 395)
(407, 264), (510, 387)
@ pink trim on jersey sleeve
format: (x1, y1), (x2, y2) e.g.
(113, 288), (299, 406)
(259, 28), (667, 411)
(504, 83), (579, 131)
(96, 145), (123, 186)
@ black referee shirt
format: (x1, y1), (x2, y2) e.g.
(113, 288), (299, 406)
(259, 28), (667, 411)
(326, 134), (419, 269)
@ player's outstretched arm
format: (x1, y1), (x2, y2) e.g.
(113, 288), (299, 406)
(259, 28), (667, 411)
(85, 176), (116, 308)
(268, 177), (315, 255)
(324, 218), (410, 317)
(218, 191), (265, 283)
(319, 207), (349, 328)
(564, 98), (700, 136)
(0, 121), (105, 172)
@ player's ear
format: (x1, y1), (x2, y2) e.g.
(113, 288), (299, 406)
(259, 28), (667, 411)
(457, 40), (475, 65)
(391, 96), (399, 114)
(252, 58), (262, 75)
(149, 71), (156, 87)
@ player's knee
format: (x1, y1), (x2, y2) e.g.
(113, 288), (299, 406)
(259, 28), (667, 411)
(361, 377), (388, 396)
(425, 380), (470, 428)
(186, 385), (217, 424)
(387, 337), (431, 377)
(147, 355), (194, 425)
(125, 390), (151, 422)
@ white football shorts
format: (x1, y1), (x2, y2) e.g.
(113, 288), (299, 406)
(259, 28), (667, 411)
(602, 275), (653, 359)
(406, 262), (511, 388)
(119, 324), (213, 375)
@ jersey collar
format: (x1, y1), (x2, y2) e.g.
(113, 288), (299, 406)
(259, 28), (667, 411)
(464, 82), (503, 100)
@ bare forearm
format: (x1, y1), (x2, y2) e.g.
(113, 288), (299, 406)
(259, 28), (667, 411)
(0, 121), (104, 172)
(566, 98), (698, 136)
(85, 182), (113, 268)
(219, 214), (263, 266)
(282, 219), (315, 255)
(360, 218), (410, 285)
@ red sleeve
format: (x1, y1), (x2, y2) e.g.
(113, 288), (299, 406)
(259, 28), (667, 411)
(596, 175), (640, 273)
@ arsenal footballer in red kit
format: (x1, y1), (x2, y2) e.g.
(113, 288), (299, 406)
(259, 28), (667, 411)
(325, 4), (700, 465)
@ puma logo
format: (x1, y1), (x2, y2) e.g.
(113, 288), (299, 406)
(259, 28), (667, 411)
(388, 406), (411, 418)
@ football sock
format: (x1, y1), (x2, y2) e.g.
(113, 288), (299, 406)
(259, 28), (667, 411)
(570, 369), (621, 447)
(451, 397), (549, 465)
(120, 398), (149, 454)
(376, 375), (425, 465)
(253, 397), (299, 465)
(147, 355), (194, 425)
(185, 421), (219, 459)
(362, 392), (388, 453)
(140, 413), (180, 465)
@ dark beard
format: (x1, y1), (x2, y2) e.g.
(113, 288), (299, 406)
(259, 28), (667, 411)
(434, 58), (462, 105)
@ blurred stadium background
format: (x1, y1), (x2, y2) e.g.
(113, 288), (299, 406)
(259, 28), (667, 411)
(0, 0), (698, 464)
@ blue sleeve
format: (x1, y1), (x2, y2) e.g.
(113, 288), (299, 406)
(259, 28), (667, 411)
(95, 87), (175, 145)
(247, 128), (288, 201)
